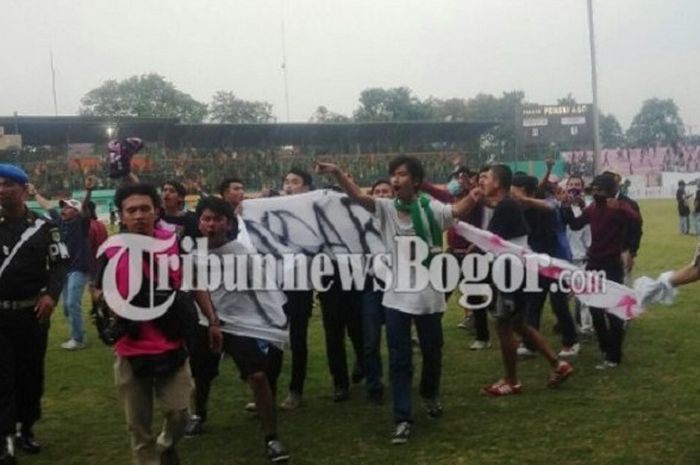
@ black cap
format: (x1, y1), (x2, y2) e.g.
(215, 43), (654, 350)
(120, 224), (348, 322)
(590, 174), (617, 193)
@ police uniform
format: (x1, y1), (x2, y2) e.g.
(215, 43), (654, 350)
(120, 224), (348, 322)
(0, 207), (69, 443)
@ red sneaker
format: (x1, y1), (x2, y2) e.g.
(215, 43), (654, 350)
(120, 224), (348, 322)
(481, 379), (522, 397)
(547, 361), (574, 388)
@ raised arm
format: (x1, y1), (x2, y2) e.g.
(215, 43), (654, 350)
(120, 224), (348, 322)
(315, 162), (376, 212)
(452, 187), (481, 219)
(81, 176), (95, 218)
(27, 183), (53, 211)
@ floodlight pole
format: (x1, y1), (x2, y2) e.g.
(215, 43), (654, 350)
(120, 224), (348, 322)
(587, 0), (601, 175)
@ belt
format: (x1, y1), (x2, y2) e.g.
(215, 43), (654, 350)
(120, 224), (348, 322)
(0, 297), (39, 310)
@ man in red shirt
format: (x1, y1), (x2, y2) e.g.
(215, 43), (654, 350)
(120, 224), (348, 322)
(561, 173), (641, 368)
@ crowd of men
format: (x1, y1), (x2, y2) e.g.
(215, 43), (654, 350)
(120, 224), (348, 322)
(0, 153), (651, 464)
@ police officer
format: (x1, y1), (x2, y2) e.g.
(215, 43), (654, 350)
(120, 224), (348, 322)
(0, 164), (69, 464)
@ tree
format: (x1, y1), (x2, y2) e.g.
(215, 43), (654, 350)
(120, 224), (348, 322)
(353, 87), (433, 121)
(80, 74), (208, 123)
(309, 105), (351, 123)
(626, 98), (685, 146)
(209, 91), (275, 124)
(556, 93), (578, 106)
(426, 97), (470, 121)
(463, 91), (525, 160)
(599, 113), (625, 148)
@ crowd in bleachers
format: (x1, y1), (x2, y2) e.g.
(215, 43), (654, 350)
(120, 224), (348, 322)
(0, 147), (461, 196)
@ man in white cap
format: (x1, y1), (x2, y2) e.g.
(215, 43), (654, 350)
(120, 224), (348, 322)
(30, 177), (95, 350)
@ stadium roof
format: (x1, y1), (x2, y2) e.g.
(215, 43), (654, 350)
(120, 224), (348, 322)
(0, 116), (496, 148)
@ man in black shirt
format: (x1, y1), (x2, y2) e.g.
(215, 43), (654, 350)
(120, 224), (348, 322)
(471, 165), (573, 396)
(676, 180), (690, 235)
(0, 164), (69, 462)
(159, 181), (200, 243)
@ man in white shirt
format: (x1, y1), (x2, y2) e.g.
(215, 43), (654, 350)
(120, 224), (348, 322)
(316, 155), (478, 445)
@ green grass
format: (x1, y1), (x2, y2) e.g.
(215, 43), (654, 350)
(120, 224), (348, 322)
(30, 199), (700, 465)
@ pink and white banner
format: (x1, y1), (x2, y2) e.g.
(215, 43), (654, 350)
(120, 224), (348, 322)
(454, 222), (643, 320)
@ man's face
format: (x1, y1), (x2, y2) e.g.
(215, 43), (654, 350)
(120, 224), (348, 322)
(161, 184), (182, 210)
(480, 169), (499, 197)
(510, 185), (528, 199)
(283, 174), (309, 195)
(390, 164), (417, 200)
(371, 182), (394, 199)
(223, 182), (245, 207)
(0, 177), (26, 211)
(198, 208), (231, 245)
(120, 194), (157, 235)
(567, 177), (584, 191)
(60, 205), (80, 222)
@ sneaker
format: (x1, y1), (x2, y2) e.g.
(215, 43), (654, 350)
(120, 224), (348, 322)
(470, 340), (491, 350)
(391, 421), (411, 445)
(333, 387), (349, 403)
(60, 339), (86, 351)
(279, 392), (302, 410)
(595, 360), (619, 370)
(244, 402), (257, 412)
(481, 379), (522, 397)
(547, 361), (574, 388)
(266, 439), (290, 463)
(0, 435), (15, 465)
(457, 315), (472, 330)
(516, 344), (534, 358)
(183, 415), (204, 438)
(423, 397), (443, 419)
(558, 343), (581, 358)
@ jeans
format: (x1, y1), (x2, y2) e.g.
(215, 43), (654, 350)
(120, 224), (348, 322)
(385, 308), (443, 424)
(362, 290), (385, 395)
(680, 215), (690, 235)
(695, 213), (700, 236)
(62, 271), (90, 343)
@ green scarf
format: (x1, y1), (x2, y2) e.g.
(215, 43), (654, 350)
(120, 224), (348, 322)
(394, 193), (443, 264)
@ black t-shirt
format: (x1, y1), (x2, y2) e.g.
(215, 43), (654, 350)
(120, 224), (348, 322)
(487, 197), (529, 240)
(522, 206), (558, 254)
(677, 188), (690, 216)
(160, 211), (200, 245)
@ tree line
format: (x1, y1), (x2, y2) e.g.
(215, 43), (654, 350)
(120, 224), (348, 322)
(80, 73), (691, 151)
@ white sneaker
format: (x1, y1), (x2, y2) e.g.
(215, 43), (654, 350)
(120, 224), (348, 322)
(244, 402), (257, 412)
(470, 340), (491, 350)
(558, 343), (581, 358)
(595, 360), (619, 370)
(60, 339), (86, 351)
(516, 344), (535, 358)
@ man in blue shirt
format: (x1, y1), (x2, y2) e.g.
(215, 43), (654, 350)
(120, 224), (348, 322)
(30, 177), (94, 350)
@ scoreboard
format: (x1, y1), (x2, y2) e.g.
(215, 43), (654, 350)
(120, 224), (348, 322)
(517, 104), (593, 148)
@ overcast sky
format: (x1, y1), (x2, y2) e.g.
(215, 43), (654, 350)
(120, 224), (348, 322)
(3, 0), (699, 131)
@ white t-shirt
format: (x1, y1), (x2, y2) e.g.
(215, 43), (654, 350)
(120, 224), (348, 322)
(194, 240), (289, 348)
(566, 205), (591, 262)
(373, 197), (455, 315)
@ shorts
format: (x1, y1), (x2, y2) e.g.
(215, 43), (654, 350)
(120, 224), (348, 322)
(222, 333), (269, 381)
(188, 325), (222, 381)
(489, 290), (526, 322)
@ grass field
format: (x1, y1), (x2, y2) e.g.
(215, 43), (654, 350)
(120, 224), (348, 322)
(26, 199), (700, 465)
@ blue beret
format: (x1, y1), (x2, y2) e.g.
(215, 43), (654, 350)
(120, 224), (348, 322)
(0, 164), (29, 184)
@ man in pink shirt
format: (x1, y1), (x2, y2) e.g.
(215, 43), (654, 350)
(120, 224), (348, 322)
(98, 183), (221, 465)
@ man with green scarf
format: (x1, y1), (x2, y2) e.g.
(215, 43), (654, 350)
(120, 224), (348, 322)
(316, 155), (478, 445)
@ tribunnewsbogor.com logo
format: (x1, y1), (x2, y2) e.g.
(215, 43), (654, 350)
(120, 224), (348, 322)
(97, 234), (606, 320)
